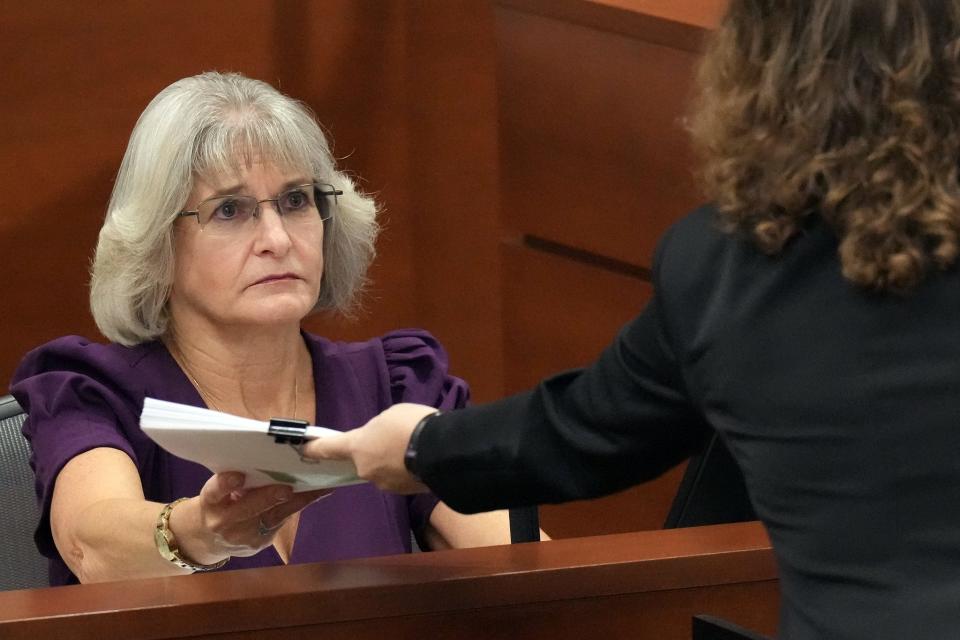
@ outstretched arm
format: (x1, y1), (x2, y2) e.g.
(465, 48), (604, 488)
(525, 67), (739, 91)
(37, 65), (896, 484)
(306, 301), (709, 514)
(52, 447), (327, 583)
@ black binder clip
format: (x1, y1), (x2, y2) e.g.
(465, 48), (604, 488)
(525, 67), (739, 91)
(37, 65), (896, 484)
(268, 417), (318, 463)
(268, 417), (309, 444)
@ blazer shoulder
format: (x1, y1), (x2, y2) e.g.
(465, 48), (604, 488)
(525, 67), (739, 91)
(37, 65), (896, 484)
(653, 204), (732, 285)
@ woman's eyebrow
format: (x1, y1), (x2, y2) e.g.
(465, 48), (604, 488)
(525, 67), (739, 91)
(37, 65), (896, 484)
(280, 177), (313, 190)
(204, 178), (312, 198)
(203, 183), (245, 198)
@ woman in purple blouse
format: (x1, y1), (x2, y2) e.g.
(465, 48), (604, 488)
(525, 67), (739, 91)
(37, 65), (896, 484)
(10, 72), (510, 586)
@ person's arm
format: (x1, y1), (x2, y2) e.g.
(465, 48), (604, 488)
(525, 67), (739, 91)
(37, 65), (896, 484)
(410, 301), (710, 513)
(306, 298), (710, 512)
(420, 504), (512, 550)
(420, 504), (551, 549)
(51, 447), (326, 583)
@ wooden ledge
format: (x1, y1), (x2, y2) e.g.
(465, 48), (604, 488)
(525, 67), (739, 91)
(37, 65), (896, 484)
(0, 521), (774, 639)
(496, 0), (727, 52)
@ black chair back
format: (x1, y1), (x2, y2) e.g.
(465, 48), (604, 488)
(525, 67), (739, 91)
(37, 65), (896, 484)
(508, 505), (540, 543)
(0, 394), (47, 590)
(664, 431), (755, 529)
(692, 614), (772, 640)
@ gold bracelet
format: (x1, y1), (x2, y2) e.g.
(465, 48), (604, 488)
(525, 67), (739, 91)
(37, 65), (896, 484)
(154, 498), (229, 572)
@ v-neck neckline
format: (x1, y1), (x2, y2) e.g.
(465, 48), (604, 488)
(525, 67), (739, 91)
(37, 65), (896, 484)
(156, 333), (321, 566)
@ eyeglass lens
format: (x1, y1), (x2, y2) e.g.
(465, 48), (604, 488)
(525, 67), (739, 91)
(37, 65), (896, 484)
(195, 183), (337, 234)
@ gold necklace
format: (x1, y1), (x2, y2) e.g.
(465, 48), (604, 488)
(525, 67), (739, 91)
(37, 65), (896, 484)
(169, 343), (298, 419)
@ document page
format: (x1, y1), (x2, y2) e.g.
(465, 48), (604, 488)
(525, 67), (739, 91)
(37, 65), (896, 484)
(140, 397), (362, 491)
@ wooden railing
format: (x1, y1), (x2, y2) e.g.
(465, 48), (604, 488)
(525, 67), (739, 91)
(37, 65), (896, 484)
(0, 521), (777, 640)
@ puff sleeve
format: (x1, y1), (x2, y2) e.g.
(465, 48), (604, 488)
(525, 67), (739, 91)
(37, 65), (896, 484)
(381, 330), (470, 411)
(9, 337), (145, 559)
(381, 330), (471, 542)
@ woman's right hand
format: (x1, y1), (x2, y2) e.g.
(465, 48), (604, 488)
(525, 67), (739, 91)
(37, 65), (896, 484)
(169, 472), (329, 565)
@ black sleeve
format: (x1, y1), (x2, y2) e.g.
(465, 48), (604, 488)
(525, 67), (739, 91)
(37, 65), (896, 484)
(415, 291), (711, 513)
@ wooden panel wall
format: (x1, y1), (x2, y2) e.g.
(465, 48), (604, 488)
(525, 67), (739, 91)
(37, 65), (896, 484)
(494, 0), (725, 537)
(1, 1), (504, 402)
(2, 0), (276, 385)
(3, 0), (732, 542)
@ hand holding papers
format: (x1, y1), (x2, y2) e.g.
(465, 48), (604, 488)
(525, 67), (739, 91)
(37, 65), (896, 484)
(140, 398), (362, 491)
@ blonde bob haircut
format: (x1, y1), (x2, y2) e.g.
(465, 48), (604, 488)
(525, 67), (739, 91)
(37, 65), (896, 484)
(90, 71), (379, 345)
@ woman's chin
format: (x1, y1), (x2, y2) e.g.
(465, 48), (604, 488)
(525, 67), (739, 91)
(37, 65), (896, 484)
(236, 300), (315, 327)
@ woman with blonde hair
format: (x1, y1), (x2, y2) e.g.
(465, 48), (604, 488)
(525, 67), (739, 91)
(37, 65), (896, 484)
(308, 1), (960, 637)
(11, 71), (509, 586)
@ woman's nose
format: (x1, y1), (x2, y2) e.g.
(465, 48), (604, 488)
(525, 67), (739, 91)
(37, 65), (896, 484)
(252, 204), (293, 253)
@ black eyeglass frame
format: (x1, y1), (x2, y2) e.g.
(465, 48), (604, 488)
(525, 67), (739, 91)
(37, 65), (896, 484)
(176, 182), (343, 226)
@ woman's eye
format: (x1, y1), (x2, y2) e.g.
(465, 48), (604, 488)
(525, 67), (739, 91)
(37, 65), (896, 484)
(284, 190), (309, 210)
(214, 200), (241, 220)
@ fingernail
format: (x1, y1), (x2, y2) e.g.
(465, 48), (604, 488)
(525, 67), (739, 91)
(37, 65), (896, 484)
(275, 487), (292, 502)
(228, 474), (243, 488)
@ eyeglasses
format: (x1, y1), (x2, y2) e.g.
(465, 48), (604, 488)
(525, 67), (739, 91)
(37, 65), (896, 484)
(177, 183), (343, 238)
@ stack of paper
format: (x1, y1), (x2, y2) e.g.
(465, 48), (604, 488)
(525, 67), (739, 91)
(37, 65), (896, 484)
(140, 397), (362, 491)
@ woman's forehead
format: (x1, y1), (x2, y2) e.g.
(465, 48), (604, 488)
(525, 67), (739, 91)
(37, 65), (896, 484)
(193, 135), (312, 180)
(193, 159), (311, 192)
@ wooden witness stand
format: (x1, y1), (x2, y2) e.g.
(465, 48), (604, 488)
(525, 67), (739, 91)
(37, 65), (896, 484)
(0, 522), (777, 639)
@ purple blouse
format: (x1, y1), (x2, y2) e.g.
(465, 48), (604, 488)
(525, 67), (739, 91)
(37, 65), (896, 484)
(10, 330), (469, 586)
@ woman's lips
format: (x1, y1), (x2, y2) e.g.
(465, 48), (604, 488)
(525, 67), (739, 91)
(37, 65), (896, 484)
(253, 273), (299, 286)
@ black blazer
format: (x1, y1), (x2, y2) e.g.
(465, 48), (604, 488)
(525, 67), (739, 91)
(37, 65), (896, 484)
(417, 205), (960, 639)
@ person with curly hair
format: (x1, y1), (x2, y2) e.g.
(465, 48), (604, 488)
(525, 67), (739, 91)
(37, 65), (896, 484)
(306, 1), (960, 637)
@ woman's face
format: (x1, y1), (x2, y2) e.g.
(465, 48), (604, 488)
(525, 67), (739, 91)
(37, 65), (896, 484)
(169, 161), (325, 334)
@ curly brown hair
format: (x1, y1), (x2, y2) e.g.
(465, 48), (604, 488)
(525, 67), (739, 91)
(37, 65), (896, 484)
(690, 0), (960, 292)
